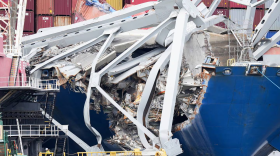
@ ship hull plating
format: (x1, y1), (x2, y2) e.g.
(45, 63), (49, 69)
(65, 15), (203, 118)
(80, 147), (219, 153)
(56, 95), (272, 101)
(174, 66), (280, 156)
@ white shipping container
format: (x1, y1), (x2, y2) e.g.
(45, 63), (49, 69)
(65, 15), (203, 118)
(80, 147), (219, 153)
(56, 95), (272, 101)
(265, 10), (280, 30)
(265, 0), (274, 9)
(229, 9), (246, 27)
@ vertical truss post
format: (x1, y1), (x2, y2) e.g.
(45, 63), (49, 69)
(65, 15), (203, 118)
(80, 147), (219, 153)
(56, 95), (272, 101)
(84, 27), (120, 147)
(159, 8), (190, 145)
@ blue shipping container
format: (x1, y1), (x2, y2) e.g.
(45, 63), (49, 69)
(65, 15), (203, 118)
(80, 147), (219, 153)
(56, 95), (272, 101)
(266, 31), (280, 45)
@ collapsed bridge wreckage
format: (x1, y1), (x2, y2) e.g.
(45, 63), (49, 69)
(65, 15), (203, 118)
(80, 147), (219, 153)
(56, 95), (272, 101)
(19, 0), (280, 154)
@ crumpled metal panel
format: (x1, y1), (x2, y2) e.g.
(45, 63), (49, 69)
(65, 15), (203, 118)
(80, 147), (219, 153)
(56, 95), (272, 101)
(56, 64), (82, 80)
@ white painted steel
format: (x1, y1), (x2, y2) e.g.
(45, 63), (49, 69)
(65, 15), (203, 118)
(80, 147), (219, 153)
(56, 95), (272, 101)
(16, 119), (24, 155)
(84, 27), (120, 146)
(265, 10), (280, 30)
(251, 0), (280, 46)
(243, 0), (257, 36)
(265, 0), (274, 8)
(160, 8), (190, 145)
(84, 16), (177, 149)
(137, 47), (171, 149)
(15, 0), (27, 55)
(207, 0), (222, 17)
(41, 109), (100, 152)
(253, 30), (280, 59)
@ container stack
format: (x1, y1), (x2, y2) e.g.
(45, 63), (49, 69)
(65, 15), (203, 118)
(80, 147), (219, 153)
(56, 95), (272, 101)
(229, 0), (264, 31)
(24, 0), (35, 35)
(36, 0), (72, 33)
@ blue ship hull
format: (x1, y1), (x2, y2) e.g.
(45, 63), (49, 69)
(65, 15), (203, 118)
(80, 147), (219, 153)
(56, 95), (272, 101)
(53, 89), (118, 153)
(174, 66), (280, 156)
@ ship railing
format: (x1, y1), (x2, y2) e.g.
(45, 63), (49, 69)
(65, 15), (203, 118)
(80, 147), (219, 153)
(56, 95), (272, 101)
(3, 124), (67, 137)
(0, 76), (59, 91)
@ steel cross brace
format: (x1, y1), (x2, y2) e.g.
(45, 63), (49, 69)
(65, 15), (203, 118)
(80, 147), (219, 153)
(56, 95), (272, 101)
(83, 27), (121, 147)
(251, 0), (280, 46)
(253, 30), (280, 59)
(84, 14), (177, 149)
(137, 47), (172, 149)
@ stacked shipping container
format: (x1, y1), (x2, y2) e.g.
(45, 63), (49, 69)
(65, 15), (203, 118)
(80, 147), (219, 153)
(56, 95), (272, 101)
(22, 0), (35, 36)
(36, 0), (72, 32)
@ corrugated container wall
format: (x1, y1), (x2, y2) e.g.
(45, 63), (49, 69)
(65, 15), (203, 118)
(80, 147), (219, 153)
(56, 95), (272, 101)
(265, 10), (280, 30)
(72, 0), (78, 13)
(54, 0), (71, 15)
(72, 13), (85, 23)
(24, 11), (34, 32)
(36, 0), (54, 15)
(265, 0), (274, 9)
(130, 0), (157, 5)
(23, 32), (34, 37)
(107, 0), (123, 10)
(218, 0), (229, 8)
(201, 0), (212, 7)
(36, 15), (53, 32)
(75, 0), (106, 20)
(266, 31), (280, 45)
(230, 0), (264, 8)
(26, 0), (34, 10)
(212, 9), (229, 28)
(254, 9), (264, 29)
(201, 0), (229, 8)
(230, 9), (264, 30)
(54, 16), (71, 27)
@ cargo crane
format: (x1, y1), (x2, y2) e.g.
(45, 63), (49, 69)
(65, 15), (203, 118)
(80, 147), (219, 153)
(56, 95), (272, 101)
(17, 0), (280, 155)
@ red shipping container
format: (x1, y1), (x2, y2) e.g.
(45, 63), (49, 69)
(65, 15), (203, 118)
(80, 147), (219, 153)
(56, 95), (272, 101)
(124, 0), (131, 4)
(201, 0), (213, 7)
(72, 13), (85, 24)
(130, 0), (157, 5)
(26, 0), (34, 10)
(212, 8), (229, 28)
(230, 1), (264, 9)
(0, 10), (8, 30)
(201, 0), (228, 8)
(36, 15), (53, 32)
(76, 0), (106, 20)
(54, 0), (71, 16)
(23, 11), (34, 32)
(23, 32), (34, 37)
(253, 9), (264, 30)
(72, 0), (78, 13)
(218, 0), (229, 8)
(36, 0), (54, 15)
